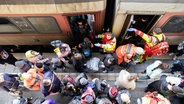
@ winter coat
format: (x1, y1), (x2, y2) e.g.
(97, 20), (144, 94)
(97, 33), (116, 53)
(0, 73), (19, 92)
(116, 44), (137, 64)
(40, 71), (61, 97)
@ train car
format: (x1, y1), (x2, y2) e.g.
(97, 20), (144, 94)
(0, 0), (184, 50)
(0, 0), (106, 48)
(112, 0), (184, 46)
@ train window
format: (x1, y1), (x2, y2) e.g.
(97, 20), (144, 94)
(27, 17), (61, 34)
(0, 18), (21, 33)
(162, 16), (184, 33)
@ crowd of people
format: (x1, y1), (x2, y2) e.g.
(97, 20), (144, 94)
(0, 26), (184, 104)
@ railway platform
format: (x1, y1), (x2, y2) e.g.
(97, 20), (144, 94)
(0, 52), (183, 104)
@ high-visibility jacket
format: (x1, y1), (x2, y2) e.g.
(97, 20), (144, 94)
(135, 29), (166, 60)
(23, 68), (43, 90)
(116, 44), (136, 64)
(98, 33), (116, 53)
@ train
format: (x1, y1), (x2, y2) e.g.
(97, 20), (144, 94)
(0, 0), (183, 50)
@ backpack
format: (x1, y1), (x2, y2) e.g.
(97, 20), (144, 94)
(69, 96), (81, 104)
(151, 41), (169, 56)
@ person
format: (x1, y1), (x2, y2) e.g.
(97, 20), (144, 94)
(115, 89), (131, 104)
(115, 70), (138, 90)
(94, 30), (116, 53)
(137, 91), (171, 104)
(0, 73), (20, 96)
(15, 60), (32, 73)
(40, 71), (62, 97)
(22, 68), (43, 90)
(25, 50), (49, 66)
(116, 44), (144, 67)
(51, 40), (72, 70)
(75, 73), (89, 91)
(81, 87), (96, 104)
(0, 46), (17, 65)
(61, 75), (78, 96)
(140, 60), (169, 80)
(107, 87), (118, 104)
(171, 40), (184, 60)
(171, 59), (184, 75)
(34, 62), (50, 74)
(91, 78), (108, 95)
(72, 52), (86, 72)
(78, 37), (94, 58)
(128, 27), (167, 62)
(145, 75), (181, 97)
(101, 54), (116, 72)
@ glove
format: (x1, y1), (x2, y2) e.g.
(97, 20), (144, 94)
(127, 28), (136, 32)
(94, 43), (100, 47)
(130, 61), (136, 66)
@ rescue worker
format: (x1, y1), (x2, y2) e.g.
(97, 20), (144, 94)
(22, 68), (43, 90)
(25, 50), (49, 66)
(115, 44), (144, 66)
(40, 71), (62, 97)
(0, 73), (20, 96)
(128, 27), (167, 62)
(94, 30), (116, 53)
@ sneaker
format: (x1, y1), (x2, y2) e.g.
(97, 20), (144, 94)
(102, 70), (108, 73)
(169, 53), (174, 56)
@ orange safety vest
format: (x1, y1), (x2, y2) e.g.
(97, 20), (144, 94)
(23, 68), (43, 90)
(116, 44), (136, 64)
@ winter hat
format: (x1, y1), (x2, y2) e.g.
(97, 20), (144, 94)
(50, 40), (63, 47)
(35, 62), (44, 71)
(135, 47), (144, 55)
(42, 78), (52, 86)
(79, 77), (88, 86)
(108, 87), (118, 98)
(25, 50), (40, 58)
(85, 95), (94, 104)
(120, 93), (130, 104)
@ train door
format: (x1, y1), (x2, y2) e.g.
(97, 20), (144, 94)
(119, 14), (160, 46)
(67, 14), (95, 46)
